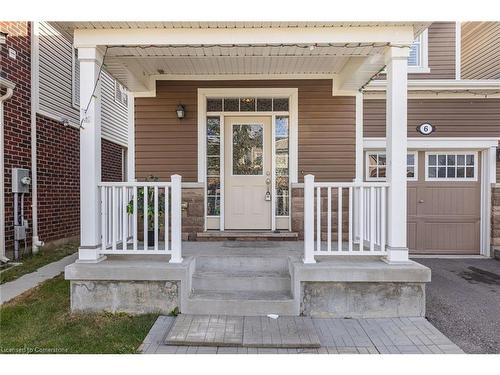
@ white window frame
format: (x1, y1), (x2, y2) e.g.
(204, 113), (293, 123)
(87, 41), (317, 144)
(365, 151), (418, 181)
(71, 45), (79, 109)
(408, 29), (430, 74)
(198, 87), (298, 232)
(114, 80), (128, 107)
(424, 151), (478, 182)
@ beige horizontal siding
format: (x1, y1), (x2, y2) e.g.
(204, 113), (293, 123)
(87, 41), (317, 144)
(134, 80), (356, 182)
(364, 98), (500, 138)
(461, 22), (500, 79)
(411, 22), (456, 80)
(364, 98), (500, 181)
(375, 22), (457, 81)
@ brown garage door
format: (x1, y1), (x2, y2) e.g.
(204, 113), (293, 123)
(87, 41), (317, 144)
(408, 152), (481, 255)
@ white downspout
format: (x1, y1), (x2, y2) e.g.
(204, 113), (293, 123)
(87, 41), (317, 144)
(0, 77), (15, 262)
(31, 21), (44, 253)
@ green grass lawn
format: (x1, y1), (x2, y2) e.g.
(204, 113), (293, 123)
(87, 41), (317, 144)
(0, 242), (78, 284)
(0, 275), (159, 354)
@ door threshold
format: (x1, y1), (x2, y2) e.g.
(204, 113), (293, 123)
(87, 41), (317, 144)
(197, 231), (299, 241)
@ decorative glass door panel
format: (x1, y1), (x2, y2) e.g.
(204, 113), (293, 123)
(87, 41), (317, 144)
(225, 117), (271, 230)
(232, 124), (264, 176)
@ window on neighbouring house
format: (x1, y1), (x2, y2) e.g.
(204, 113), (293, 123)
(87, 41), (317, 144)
(426, 152), (477, 181)
(365, 151), (418, 181)
(114, 80), (128, 107)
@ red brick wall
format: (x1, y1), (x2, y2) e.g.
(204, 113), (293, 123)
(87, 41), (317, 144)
(1, 22), (125, 257)
(36, 114), (80, 244)
(102, 138), (124, 182)
(1, 22), (32, 258)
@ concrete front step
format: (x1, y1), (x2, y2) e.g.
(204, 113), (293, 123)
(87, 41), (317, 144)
(192, 270), (291, 292)
(185, 290), (297, 316)
(196, 231), (299, 241)
(195, 255), (289, 273)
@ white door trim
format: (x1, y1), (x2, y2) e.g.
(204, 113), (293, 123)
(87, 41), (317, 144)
(198, 87), (298, 231)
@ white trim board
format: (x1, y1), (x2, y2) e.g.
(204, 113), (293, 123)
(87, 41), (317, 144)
(364, 137), (500, 150)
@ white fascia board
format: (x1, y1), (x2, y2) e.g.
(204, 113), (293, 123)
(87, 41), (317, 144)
(73, 26), (415, 48)
(364, 137), (500, 150)
(366, 79), (500, 91)
(152, 73), (335, 81)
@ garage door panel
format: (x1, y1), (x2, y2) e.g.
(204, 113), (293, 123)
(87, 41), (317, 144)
(420, 222), (480, 254)
(407, 221), (417, 250)
(407, 186), (418, 216)
(408, 151), (480, 255)
(419, 186), (480, 216)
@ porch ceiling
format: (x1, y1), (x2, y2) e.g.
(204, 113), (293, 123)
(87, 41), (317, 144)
(104, 44), (392, 95)
(56, 21), (429, 95)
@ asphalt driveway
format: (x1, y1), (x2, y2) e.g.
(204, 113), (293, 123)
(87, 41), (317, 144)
(416, 257), (500, 354)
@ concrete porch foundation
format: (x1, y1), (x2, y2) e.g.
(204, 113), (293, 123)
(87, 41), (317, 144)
(65, 241), (431, 318)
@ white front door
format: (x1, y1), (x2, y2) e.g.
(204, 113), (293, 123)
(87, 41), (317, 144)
(224, 116), (272, 230)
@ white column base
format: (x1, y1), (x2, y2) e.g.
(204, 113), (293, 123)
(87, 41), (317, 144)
(383, 246), (410, 264)
(77, 248), (106, 263)
(303, 256), (316, 264)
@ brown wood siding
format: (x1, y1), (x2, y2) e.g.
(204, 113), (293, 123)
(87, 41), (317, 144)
(135, 80), (355, 183)
(375, 22), (456, 81)
(497, 142), (500, 182)
(410, 22), (456, 80)
(461, 22), (500, 79)
(364, 98), (500, 137)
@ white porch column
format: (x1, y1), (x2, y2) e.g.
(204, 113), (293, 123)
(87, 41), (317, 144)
(126, 92), (135, 182)
(385, 46), (410, 263)
(354, 92), (364, 183)
(78, 47), (105, 262)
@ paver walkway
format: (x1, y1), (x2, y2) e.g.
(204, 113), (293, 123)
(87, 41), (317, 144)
(0, 253), (78, 304)
(140, 315), (464, 354)
(165, 315), (321, 348)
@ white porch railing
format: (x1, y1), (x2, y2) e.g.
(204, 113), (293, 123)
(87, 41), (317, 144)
(97, 174), (182, 263)
(303, 174), (389, 263)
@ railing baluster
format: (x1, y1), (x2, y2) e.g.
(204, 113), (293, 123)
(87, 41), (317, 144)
(381, 186), (386, 253)
(338, 187), (342, 252)
(112, 186), (117, 251)
(133, 186), (138, 251)
(358, 187), (364, 251)
(154, 186), (159, 251)
(143, 186), (148, 250)
(370, 186), (375, 252)
(164, 186), (169, 251)
(348, 187), (353, 252)
(122, 186), (127, 250)
(327, 187), (331, 252)
(101, 186), (106, 251)
(316, 187), (321, 252)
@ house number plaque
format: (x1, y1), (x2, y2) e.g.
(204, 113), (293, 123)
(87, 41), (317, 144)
(417, 123), (435, 135)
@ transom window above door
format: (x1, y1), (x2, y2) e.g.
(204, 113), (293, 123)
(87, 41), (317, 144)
(365, 151), (418, 181)
(207, 97), (289, 112)
(425, 152), (477, 181)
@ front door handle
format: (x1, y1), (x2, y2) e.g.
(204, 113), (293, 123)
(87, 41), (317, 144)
(418, 199), (424, 203)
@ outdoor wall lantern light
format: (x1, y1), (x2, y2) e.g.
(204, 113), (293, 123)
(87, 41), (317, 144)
(176, 104), (186, 119)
